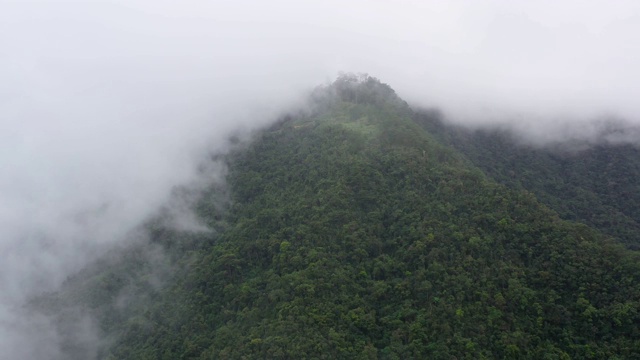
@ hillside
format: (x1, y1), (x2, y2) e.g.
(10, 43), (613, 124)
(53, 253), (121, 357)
(41, 76), (640, 359)
(415, 112), (640, 248)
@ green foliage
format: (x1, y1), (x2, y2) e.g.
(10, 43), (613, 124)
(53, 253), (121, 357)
(415, 112), (640, 248)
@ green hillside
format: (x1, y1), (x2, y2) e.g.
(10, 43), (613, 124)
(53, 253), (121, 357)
(43, 76), (640, 359)
(415, 112), (640, 248)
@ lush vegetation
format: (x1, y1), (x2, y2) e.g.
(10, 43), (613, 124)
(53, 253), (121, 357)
(41, 76), (640, 359)
(415, 113), (640, 248)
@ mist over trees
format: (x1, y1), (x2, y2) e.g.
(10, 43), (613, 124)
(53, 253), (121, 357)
(33, 77), (640, 359)
(3, 1), (640, 358)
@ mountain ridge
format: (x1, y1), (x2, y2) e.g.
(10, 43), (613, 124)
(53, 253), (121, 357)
(414, 110), (640, 248)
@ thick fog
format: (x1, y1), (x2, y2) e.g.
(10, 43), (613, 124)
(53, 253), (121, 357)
(1, 0), (639, 358)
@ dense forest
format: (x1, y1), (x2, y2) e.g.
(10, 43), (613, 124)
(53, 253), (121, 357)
(38, 75), (640, 359)
(415, 112), (640, 249)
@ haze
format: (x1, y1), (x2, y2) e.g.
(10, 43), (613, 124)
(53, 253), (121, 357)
(1, 0), (639, 358)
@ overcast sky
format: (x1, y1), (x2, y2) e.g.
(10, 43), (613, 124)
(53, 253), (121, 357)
(1, 0), (640, 358)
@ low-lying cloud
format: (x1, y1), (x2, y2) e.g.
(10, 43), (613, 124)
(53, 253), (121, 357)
(1, 0), (640, 358)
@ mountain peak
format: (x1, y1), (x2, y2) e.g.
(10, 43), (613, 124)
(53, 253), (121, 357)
(311, 73), (405, 108)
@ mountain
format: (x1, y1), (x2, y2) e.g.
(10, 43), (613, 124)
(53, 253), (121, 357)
(39, 75), (640, 359)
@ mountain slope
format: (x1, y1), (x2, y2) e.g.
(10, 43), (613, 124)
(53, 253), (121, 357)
(415, 112), (640, 248)
(40, 76), (640, 359)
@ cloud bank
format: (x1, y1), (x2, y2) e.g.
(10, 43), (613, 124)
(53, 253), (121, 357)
(1, 0), (640, 357)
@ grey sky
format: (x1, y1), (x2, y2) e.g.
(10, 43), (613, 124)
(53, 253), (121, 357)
(1, 1), (640, 358)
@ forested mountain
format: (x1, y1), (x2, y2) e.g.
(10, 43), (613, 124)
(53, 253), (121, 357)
(415, 112), (640, 248)
(40, 75), (640, 359)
